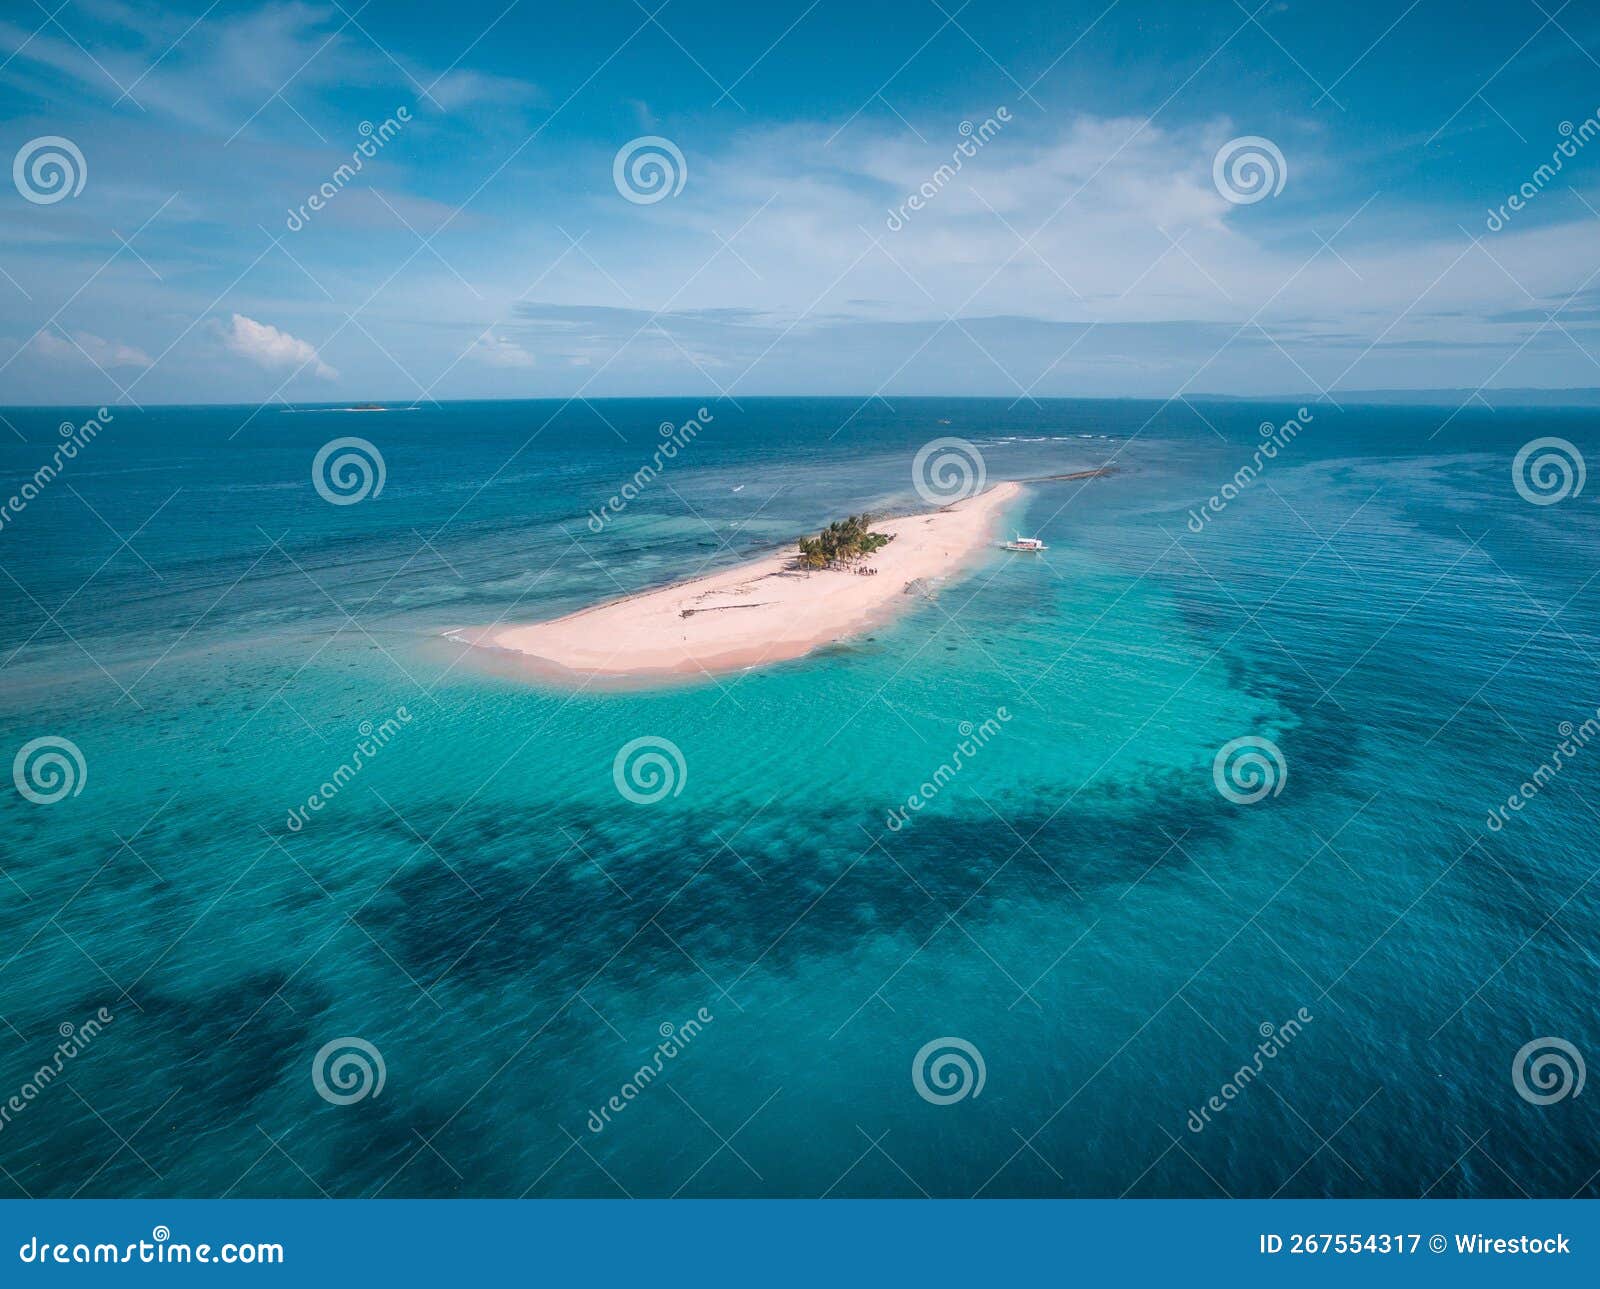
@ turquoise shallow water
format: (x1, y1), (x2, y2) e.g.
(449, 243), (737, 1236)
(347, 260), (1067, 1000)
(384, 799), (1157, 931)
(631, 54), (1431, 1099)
(0, 396), (1596, 1197)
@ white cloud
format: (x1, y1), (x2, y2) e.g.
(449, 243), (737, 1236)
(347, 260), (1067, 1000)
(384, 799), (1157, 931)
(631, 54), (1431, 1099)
(32, 329), (152, 368)
(222, 313), (337, 379)
(469, 331), (535, 369)
(0, 5), (344, 133)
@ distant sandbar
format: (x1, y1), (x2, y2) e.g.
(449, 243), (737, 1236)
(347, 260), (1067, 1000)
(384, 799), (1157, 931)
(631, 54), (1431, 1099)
(448, 481), (1024, 682)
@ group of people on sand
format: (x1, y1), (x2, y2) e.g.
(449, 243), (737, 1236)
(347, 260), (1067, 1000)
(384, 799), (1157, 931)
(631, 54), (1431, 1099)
(852, 566), (879, 576)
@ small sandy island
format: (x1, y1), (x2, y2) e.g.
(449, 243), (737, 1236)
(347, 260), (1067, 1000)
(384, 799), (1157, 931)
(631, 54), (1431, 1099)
(448, 480), (1023, 681)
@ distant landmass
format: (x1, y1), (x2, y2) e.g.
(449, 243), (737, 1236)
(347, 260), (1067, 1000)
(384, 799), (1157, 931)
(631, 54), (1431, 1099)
(1193, 388), (1600, 408)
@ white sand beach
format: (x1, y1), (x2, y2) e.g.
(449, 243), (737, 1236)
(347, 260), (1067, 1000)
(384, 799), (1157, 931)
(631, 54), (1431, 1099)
(449, 481), (1023, 680)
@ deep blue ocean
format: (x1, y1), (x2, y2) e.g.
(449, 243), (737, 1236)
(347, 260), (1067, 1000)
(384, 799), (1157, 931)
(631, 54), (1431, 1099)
(0, 395), (1595, 1198)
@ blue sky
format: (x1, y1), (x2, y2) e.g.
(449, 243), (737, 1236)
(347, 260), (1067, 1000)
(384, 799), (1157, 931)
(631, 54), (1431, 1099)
(2, 0), (1600, 404)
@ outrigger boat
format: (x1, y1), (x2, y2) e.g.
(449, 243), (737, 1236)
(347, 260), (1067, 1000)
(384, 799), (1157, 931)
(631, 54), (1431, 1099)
(1001, 533), (1047, 552)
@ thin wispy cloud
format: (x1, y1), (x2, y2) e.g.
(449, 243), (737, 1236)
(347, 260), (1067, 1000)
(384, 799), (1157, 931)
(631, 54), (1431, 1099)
(469, 331), (536, 369)
(31, 330), (152, 369)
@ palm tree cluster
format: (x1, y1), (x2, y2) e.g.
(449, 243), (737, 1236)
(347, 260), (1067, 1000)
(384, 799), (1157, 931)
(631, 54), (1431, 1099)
(796, 513), (895, 569)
